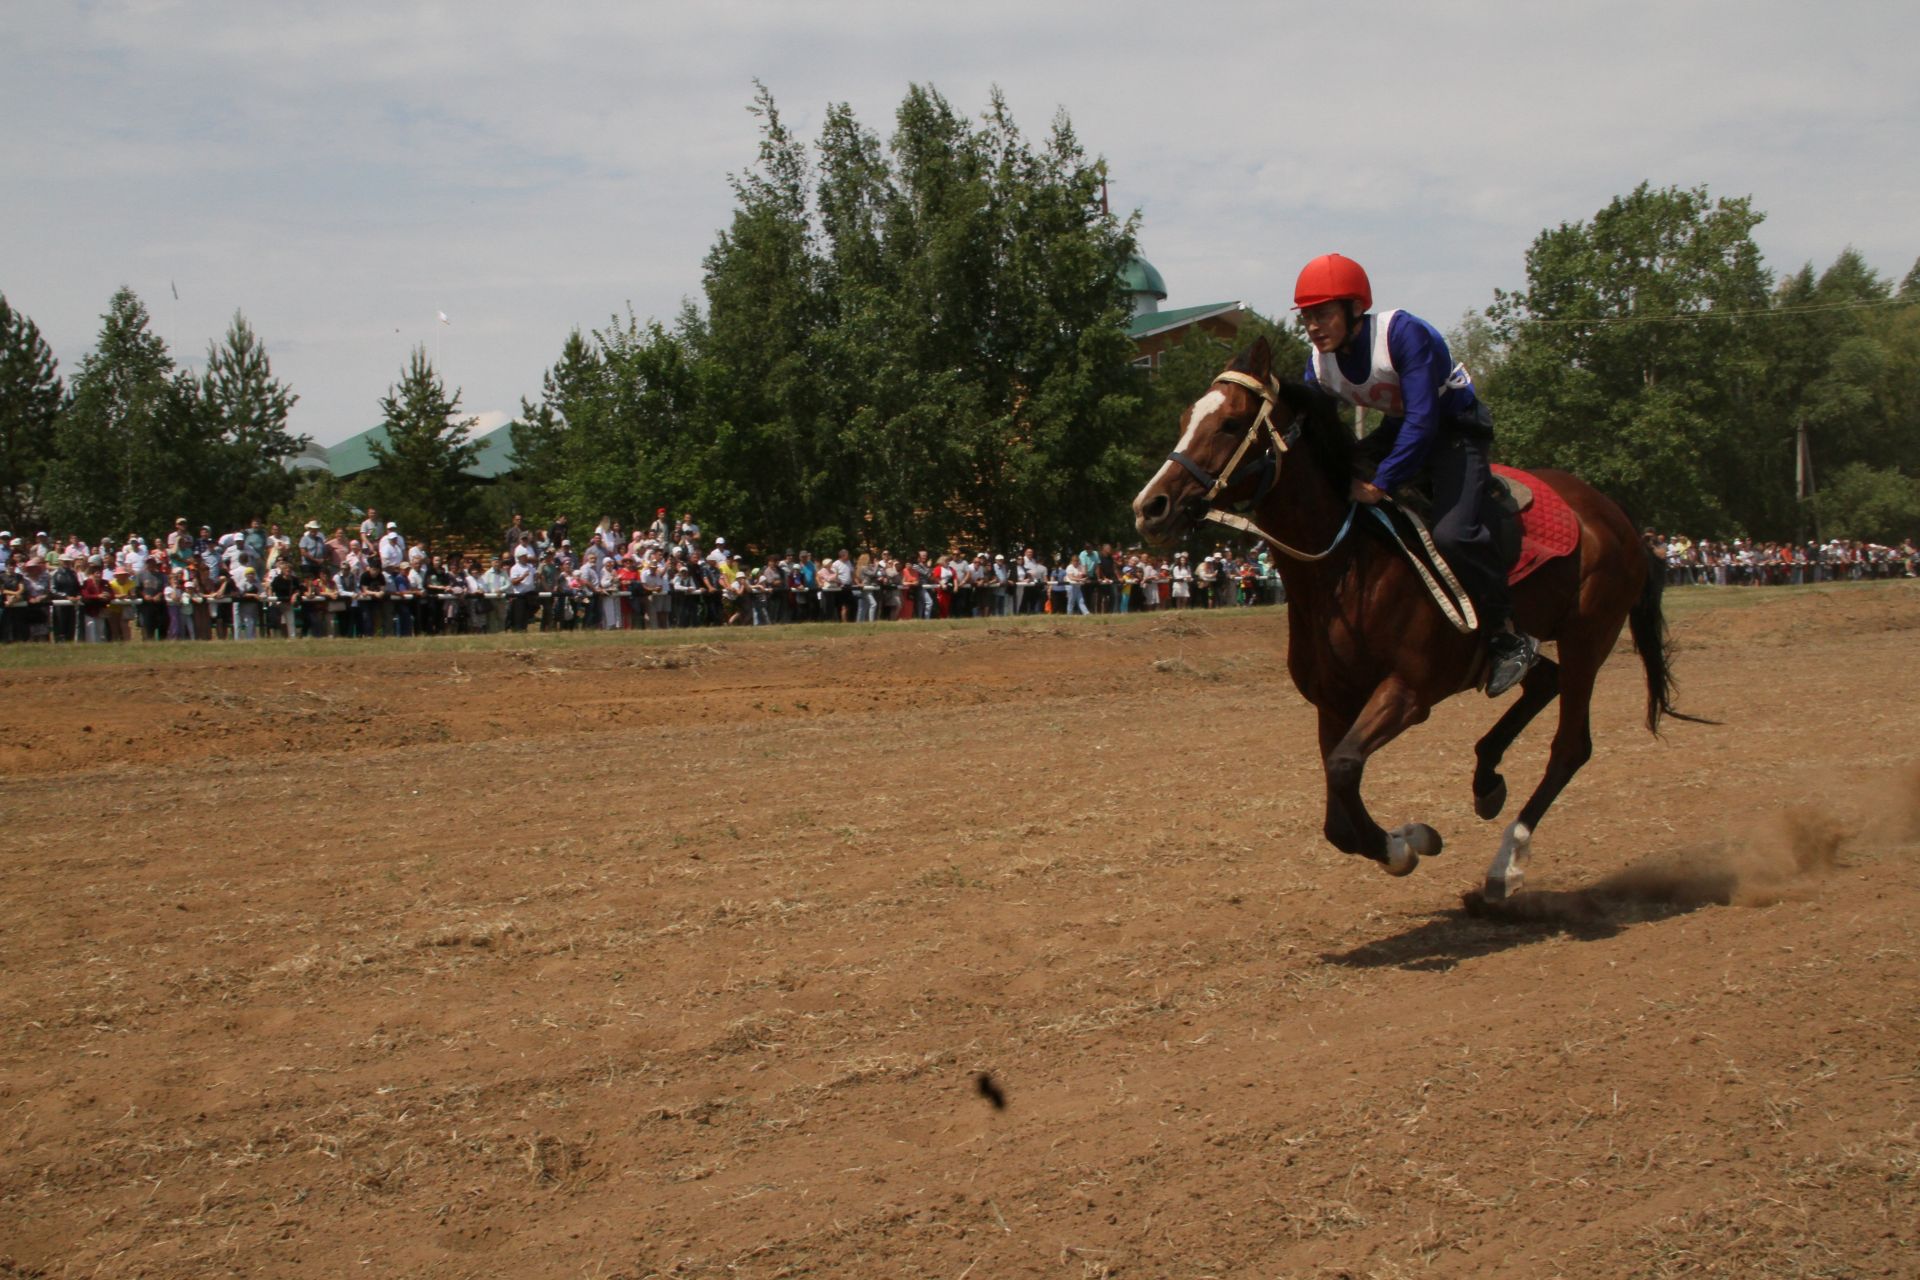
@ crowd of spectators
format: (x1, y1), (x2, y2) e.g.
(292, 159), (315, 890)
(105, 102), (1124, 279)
(0, 508), (1286, 644)
(1644, 532), (1918, 586)
(3, 509), (1912, 645)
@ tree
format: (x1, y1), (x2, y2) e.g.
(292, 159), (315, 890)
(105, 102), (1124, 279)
(507, 328), (597, 525)
(693, 81), (825, 550)
(199, 311), (304, 529)
(1810, 462), (1920, 543)
(43, 287), (206, 539)
(693, 82), (1145, 554)
(1485, 183), (1774, 534)
(0, 293), (63, 533)
(360, 348), (481, 551)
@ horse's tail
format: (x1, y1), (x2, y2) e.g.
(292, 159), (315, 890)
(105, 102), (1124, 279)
(1628, 548), (1717, 735)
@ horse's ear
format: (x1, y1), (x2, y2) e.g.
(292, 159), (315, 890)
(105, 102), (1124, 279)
(1247, 334), (1274, 380)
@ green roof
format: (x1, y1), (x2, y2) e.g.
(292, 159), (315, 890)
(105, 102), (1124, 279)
(467, 423), (518, 480)
(1128, 301), (1245, 341)
(1120, 254), (1168, 300)
(318, 422), (518, 480)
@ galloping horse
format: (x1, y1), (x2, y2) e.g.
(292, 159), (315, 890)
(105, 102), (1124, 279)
(1132, 336), (1704, 898)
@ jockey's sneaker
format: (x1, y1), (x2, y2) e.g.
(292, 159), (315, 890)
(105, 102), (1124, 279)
(1485, 629), (1540, 698)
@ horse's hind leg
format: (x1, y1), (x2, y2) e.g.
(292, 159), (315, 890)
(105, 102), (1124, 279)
(1471, 657), (1560, 819)
(1486, 650), (1598, 899)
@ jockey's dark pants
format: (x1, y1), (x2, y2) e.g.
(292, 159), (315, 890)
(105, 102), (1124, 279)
(1428, 428), (1512, 633)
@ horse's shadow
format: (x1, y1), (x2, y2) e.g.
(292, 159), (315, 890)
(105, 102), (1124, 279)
(1321, 866), (1743, 973)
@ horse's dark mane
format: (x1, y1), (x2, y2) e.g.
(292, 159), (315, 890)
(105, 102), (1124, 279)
(1222, 346), (1354, 494)
(1279, 380), (1358, 492)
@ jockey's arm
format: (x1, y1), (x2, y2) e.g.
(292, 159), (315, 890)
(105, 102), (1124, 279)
(1369, 313), (1454, 493)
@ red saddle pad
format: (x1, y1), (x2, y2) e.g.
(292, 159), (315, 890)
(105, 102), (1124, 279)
(1494, 464), (1580, 584)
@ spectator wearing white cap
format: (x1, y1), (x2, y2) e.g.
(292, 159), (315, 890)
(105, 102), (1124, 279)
(299, 521), (327, 578)
(991, 553), (1012, 616)
(378, 522), (406, 571)
(1194, 553), (1218, 609)
(507, 544), (537, 632)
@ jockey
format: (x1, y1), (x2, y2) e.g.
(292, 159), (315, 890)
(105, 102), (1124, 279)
(1294, 252), (1538, 696)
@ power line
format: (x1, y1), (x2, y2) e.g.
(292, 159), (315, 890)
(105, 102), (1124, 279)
(1514, 294), (1916, 329)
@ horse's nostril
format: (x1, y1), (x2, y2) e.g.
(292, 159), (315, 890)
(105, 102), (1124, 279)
(1142, 494), (1169, 521)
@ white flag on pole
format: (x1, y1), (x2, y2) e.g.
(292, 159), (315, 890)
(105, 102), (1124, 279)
(438, 310), (450, 325)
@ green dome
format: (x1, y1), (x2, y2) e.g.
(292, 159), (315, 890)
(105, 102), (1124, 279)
(1120, 254), (1168, 301)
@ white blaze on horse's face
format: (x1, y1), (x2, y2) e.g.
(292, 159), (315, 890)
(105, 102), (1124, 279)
(1175, 389), (1226, 457)
(1137, 388), (1228, 506)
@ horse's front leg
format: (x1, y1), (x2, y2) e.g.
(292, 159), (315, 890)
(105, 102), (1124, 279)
(1321, 680), (1437, 875)
(1317, 704), (1367, 854)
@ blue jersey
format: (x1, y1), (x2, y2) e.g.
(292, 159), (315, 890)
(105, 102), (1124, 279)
(1303, 310), (1479, 493)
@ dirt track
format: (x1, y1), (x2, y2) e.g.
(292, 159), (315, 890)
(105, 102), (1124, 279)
(1, 585), (1916, 1278)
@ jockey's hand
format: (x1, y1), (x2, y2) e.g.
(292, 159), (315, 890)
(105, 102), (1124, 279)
(1349, 479), (1387, 506)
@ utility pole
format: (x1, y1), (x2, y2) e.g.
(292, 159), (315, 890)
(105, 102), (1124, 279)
(1795, 416), (1818, 544)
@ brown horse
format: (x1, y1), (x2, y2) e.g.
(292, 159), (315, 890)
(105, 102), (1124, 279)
(1132, 336), (1705, 898)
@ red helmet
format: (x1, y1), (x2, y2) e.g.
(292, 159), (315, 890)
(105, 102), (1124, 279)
(1294, 253), (1372, 311)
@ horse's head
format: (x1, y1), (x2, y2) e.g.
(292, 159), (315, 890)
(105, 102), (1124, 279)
(1133, 336), (1307, 547)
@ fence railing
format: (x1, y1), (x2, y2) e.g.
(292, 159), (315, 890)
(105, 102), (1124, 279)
(4, 578), (1288, 643)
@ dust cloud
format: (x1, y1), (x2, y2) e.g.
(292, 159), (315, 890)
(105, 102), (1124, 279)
(1463, 788), (1900, 926)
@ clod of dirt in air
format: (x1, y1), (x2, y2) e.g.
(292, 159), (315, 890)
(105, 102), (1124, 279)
(975, 1071), (1006, 1110)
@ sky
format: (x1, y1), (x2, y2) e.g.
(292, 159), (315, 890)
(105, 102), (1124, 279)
(6, 0), (1917, 448)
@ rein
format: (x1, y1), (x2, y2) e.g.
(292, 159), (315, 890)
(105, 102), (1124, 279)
(1168, 372), (1359, 563)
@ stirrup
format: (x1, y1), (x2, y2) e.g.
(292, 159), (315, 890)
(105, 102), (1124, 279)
(1484, 630), (1539, 698)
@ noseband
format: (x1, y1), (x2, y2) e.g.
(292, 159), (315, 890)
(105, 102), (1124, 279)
(1164, 371), (1357, 562)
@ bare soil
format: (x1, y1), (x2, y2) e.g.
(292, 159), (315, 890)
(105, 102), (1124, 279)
(2, 584), (1917, 1279)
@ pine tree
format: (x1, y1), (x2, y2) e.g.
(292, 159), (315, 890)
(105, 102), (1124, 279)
(0, 293), (64, 532)
(201, 311), (304, 529)
(44, 287), (204, 539)
(699, 80), (827, 547)
(361, 348), (481, 551)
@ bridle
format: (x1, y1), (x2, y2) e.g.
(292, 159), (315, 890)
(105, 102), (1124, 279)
(1165, 371), (1292, 508)
(1164, 371), (1358, 562)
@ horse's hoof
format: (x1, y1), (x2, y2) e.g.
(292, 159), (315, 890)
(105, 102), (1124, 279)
(1473, 776), (1507, 821)
(1484, 820), (1532, 899)
(1391, 822), (1443, 858)
(1385, 823), (1442, 876)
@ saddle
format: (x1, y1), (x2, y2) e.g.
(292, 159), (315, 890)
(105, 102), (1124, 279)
(1373, 464), (1580, 633)
(1389, 469), (1532, 522)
